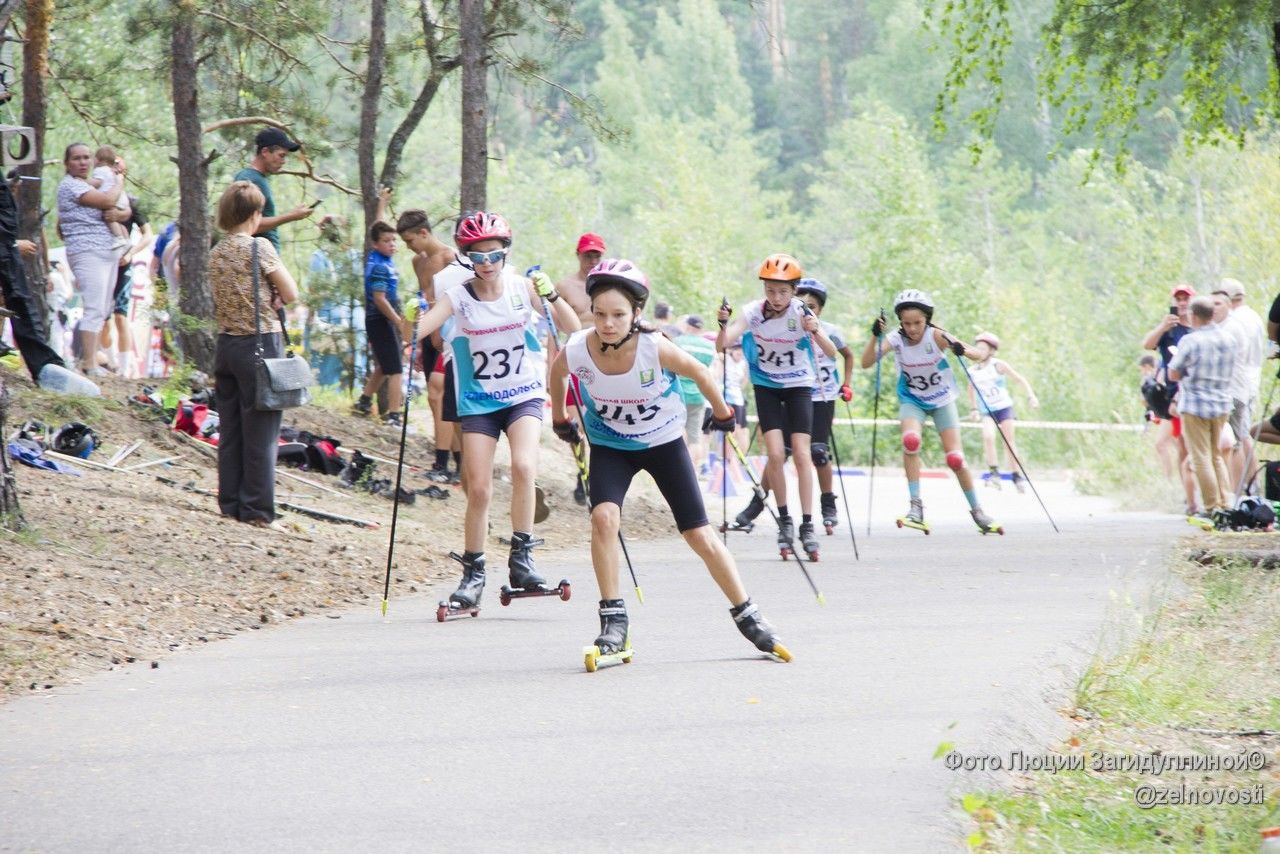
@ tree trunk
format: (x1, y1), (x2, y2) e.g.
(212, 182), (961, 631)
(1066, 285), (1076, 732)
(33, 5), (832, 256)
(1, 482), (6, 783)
(17, 0), (52, 325)
(0, 378), (24, 531)
(170, 0), (216, 372)
(358, 0), (386, 242)
(459, 0), (487, 215)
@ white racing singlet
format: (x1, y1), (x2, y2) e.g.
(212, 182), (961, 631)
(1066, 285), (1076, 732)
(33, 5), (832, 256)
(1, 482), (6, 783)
(723, 353), (746, 407)
(565, 330), (685, 451)
(886, 327), (958, 409)
(433, 258), (474, 365)
(812, 320), (846, 402)
(741, 298), (817, 389)
(968, 358), (1013, 413)
(447, 272), (546, 416)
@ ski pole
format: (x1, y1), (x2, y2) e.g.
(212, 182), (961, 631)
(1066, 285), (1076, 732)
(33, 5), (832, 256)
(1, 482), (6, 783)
(720, 296), (729, 544)
(535, 269), (644, 604)
(948, 335), (1060, 532)
(381, 295), (426, 615)
(833, 401), (861, 560)
(867, 309), (885, 537)
(726, 433), (825, 606)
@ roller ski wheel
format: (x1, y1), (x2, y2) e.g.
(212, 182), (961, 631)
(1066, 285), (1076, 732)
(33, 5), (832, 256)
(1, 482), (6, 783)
(498, 579), (572, 606)
(731, 599), (792, 663)
(799, 521), (819, 562)
(436, 601), (480, 622)
(584, 600), (632, 672)
(971, 508), (1004, 535)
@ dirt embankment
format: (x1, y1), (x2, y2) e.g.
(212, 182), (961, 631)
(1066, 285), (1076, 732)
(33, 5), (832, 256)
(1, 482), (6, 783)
(0, 371), (674, 700)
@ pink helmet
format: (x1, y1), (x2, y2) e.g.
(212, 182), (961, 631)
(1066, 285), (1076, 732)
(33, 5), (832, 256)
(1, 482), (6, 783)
(975, 331), (1000, 350)
(586, 258), (650, 307)
(454, 211), (512, 249)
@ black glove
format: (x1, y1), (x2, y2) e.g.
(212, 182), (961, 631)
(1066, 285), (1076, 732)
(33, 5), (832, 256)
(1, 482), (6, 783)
(552, 420), (580, 445)
(871, 316), (885, 337)
(949, 339), (965, 357)
(708, 411), (736, 432)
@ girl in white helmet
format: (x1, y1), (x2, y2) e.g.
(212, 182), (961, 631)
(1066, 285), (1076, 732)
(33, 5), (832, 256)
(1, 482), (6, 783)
(965, 332), (1039, 493)
(548, 259), (791, 670)
(860, 290), (1002, 534)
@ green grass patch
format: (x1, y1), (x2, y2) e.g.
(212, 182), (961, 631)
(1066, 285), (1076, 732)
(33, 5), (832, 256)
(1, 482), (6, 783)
(961, 556), (1280, 850)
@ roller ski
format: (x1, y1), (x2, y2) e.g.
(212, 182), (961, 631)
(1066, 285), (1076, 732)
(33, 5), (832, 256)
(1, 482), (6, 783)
(985, 466), (1002, 490)
(895, 498), (930, 534)
(799, 520), (819, 562)
(719, 491), (764, 534)
(437, 551), (485, 622)
(820, 492), (838, 535)
(776, 515), (796, 559)
(499, 532), (567, 606)
(971, 507), (1004, 535)
(584, 599), (633, 672)
(731, 599), (793, 662)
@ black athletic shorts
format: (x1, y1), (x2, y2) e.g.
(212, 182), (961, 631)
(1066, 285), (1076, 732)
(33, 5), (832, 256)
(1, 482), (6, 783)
(419, 335), (440, 375)
(443, 364), (459, 423)
(811, 400), (835, 447)
(589, 438), (708, 532)
(754, 385), (813, 437)
(366, 313), (403, 375)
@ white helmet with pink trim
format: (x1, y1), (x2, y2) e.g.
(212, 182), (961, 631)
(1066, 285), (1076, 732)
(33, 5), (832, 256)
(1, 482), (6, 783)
(586, 258), (650, 307)
(974, 331), (1000, 350)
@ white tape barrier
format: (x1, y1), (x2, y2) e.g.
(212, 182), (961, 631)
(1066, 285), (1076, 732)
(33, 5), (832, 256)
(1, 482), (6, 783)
(745, 415), (1143, 434)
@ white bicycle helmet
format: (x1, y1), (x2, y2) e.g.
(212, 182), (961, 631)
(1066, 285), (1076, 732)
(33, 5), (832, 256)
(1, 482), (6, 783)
(893, 289), (934, 320)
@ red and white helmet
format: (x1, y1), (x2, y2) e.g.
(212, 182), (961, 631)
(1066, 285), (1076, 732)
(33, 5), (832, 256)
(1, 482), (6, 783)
(974, 331), (1000, 350)
(586, 258), (650, 307)
(453, 211), (512, 249)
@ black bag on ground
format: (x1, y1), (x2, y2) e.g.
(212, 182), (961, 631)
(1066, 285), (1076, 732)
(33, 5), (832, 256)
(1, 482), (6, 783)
(1228, 496), (1276, 531)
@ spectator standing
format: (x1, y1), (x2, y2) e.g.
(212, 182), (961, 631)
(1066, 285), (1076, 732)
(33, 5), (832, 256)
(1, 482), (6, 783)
(210, 180), (299, 527)
(1142, 283), (1199, 514)
(233, 128), (314, 253)
(1216, 277), (1266, 491)
(554, 232), (605, 323)
(353, 221), (406, 426)
(56, 142), (128, 376)
(1168, 296), (1237, 528)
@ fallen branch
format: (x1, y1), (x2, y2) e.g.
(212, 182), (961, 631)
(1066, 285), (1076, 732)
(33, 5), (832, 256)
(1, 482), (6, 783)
(276, 468), (347, 498)
(1188, 547), (1280, 569)
(106, 440), (143, 468)
(1176, 726), (1280, 738)
(278, 501), (379, 529)
(124, 456), (183, 471)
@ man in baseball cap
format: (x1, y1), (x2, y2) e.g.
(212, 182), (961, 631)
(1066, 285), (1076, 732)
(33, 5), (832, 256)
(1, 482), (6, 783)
(1141, 283), (1198, 513)
(575, 232), (606, 255)
(233, 127), (314, 251)
(554, 232), (607, 323)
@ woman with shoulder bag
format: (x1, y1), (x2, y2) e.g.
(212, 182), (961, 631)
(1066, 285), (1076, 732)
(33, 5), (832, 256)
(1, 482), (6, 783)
(211, 180), (299, 527)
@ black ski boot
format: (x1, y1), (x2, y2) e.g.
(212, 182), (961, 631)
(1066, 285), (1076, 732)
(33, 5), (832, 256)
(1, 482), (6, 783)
(986, 465), (1001, 490)
(799, 520), (819, 562)
(447, 551), (486, 608)
(730, 598), (792, 661)
(776, 515), (795, 559)
(594, 599), (629, 654)
(507, 532), (547, 591)
(721, 491), (765, 533)
(820, 492), (838, 534)
(1010, 471), (1026, 494)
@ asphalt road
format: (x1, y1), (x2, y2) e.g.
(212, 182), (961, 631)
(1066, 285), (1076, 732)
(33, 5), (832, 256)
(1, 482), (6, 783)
(0, 473), (1183, 852)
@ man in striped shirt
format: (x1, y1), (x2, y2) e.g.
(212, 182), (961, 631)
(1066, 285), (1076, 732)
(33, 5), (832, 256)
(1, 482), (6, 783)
(1168, 296), (1238, 524)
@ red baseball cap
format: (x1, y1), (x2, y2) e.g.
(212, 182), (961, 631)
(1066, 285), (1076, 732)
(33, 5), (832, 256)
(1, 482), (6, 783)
(576, 232), (606, 254)
(1170, 284), (1195, 297)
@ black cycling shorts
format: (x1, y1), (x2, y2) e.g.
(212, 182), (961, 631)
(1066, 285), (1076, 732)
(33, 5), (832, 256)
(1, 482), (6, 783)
(754, 385), (813, 437)
(589, 438), (708, 532)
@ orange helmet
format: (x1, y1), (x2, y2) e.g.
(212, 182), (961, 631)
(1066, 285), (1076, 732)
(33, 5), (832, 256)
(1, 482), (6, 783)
(757, 253), (803, 282)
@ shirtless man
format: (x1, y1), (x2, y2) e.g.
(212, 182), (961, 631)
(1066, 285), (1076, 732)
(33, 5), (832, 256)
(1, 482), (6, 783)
(555, 232), (605, 323)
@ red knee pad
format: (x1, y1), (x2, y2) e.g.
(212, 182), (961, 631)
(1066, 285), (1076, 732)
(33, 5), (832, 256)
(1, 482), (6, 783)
(946, 450), (965, 471)
(902, 432), (921, 454)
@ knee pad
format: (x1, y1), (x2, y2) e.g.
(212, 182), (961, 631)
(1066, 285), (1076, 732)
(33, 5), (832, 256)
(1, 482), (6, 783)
(810, 442), (830, 467)
(946, 450), (965, 471)
(902, 432), (921, 454)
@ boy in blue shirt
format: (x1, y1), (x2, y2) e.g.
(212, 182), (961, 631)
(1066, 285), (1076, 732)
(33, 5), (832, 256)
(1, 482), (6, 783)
(354, 221), (407, 425)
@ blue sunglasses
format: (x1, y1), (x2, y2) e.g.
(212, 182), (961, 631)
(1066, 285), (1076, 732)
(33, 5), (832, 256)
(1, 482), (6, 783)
(466, 248), (507, 266)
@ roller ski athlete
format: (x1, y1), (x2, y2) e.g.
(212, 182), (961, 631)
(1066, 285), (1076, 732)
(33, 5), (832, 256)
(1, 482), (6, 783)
(549, 259), (792, 670)
(776, 513), (795, 559)
(970, 507), (1004, 535)
(717, 254), (837, 566)
(795, 278), (855, 537)
(414, 211), (581, 624)
(438, 551), (484, 621)
(966, 331), (1039, 494)
(863, 289), (1001, 536)
(584, 598), (633, 672)
(895, 497), (930, 534)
